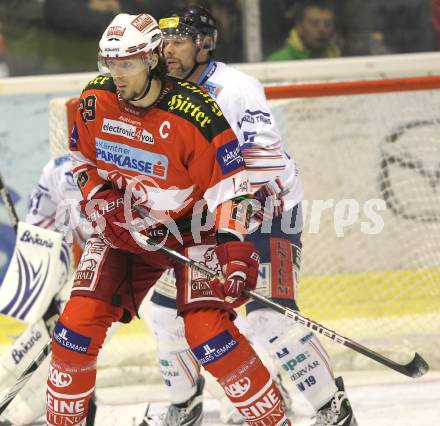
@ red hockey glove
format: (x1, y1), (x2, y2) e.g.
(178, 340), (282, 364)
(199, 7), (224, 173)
(80, 188), (145, 254)
(210, 241), (260, 309)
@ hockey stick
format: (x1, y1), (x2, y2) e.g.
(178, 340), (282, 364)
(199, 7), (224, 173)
(0, 172), (19, 232)
(133, 232), (430, 379)
(0, 339), (52, 415)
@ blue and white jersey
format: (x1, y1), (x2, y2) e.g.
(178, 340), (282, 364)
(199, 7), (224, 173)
(197, 61), (303, 222)
(26, 154), (90, 246)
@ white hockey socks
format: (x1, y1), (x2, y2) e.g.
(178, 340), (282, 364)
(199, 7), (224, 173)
(247, 308), (338, 411)
(146, 302), (200, 404)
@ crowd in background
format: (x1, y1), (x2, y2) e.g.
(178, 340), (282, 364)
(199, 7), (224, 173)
(0, 0), (439, 76)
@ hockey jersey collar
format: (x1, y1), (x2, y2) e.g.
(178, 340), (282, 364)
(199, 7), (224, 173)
(196, 59), (217, 86)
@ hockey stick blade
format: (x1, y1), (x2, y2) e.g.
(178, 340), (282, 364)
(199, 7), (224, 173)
(404, 352), (430, 378)
(247, 289), (429, 378)
(133, 232), (430, 379)
(345, 343), (429, 379)
(0, 339), (52, 415)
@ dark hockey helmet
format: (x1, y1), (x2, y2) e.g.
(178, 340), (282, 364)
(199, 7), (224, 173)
(159, 5), (218, 51)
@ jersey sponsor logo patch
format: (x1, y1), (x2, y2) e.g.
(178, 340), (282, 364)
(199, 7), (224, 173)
(47, 389), (90, 420)
(203, 81), (223, 99)
(168, 94), (213, 128)
(190, 280), (213, 299)
(20, 230), (54, 248)
(70, 122), (79, 150)
(11, 329), (43, 365)
(216, 140), (244, 174)
(53, 321), (91, 354)
(281, 352), (309, 372)
(275, 347), (290, 359)
(237, 109), (272, 129)
(95, 138), (168, 179)
(192, 330), (238, 366)
(184, 245), (222, 303)
(253, 263), (271, 296)
(291, 360), (320, 381)
(54, 155), (71, 168)
(77, 171), (89, 188)
(102, 118), (155, 144)
(106, 25), (126, 38)
(235, 382), (283, 423)
(49, 365), (73, 388)
(270, 238), (295, 299)
(131, 14), (154, 32)
(224, 377), (251, 398)
(233, 177), (250, 195)
(300, 332), (313, 344)
(73, 239), (107, 291)
(88, 75), (111, 87)
(177, 81), (223, 116)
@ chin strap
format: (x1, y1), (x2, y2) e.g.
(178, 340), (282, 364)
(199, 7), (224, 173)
(131, 71), (153, 101)
(182, 62), (204, 81)
(182, 48), (212, 81)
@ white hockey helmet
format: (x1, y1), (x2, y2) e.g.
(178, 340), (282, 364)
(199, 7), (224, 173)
(98, 13), (163, 77)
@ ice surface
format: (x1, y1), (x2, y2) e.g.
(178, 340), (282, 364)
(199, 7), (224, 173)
(29, 370), (440, 425)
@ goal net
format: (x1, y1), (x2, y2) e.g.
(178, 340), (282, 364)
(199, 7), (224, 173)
(47, 75), (440, 384)
(266, 76), (440, 371)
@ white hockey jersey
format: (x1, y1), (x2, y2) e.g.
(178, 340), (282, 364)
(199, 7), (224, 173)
(26, 154), (91, 247)
(197, 60), (304, 220)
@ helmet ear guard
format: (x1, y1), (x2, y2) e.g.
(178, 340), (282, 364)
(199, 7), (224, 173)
(199, 33), (217, 51)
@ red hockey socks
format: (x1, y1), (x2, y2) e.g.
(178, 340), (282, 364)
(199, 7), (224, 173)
(46, 296), (122, 426)
(184, 309), (291, 425)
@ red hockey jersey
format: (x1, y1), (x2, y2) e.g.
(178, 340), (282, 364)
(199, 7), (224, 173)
(70, 75), (251, 231)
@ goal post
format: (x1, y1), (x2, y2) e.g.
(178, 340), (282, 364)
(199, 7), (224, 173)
(265, 75), (440, 98)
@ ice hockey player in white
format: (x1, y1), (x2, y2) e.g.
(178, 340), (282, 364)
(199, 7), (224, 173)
(140, 5), (358, 426)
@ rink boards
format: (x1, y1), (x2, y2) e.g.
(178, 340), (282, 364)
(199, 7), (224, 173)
(1, 266), (439, 347)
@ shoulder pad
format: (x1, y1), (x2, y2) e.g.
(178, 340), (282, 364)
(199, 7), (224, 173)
(159, 78), (229, 142)
(84, 75), (116, 93)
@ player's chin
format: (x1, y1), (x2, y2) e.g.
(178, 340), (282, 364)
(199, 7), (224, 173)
(118, 88), (132, 100)
(167, 66), (183, 79)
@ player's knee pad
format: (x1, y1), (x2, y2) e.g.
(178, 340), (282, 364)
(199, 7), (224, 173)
(148, 301), (188, 353)
(47, 296), (122, 426)
(248, 308), (337, 410)
(184, 309), (290, 425)
(247, 308), (305, 345)
(147, 302), (200, 404)
(0, 319), (50, 425)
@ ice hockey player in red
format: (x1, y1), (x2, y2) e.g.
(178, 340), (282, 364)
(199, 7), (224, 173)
(46, 12), (292, 426)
